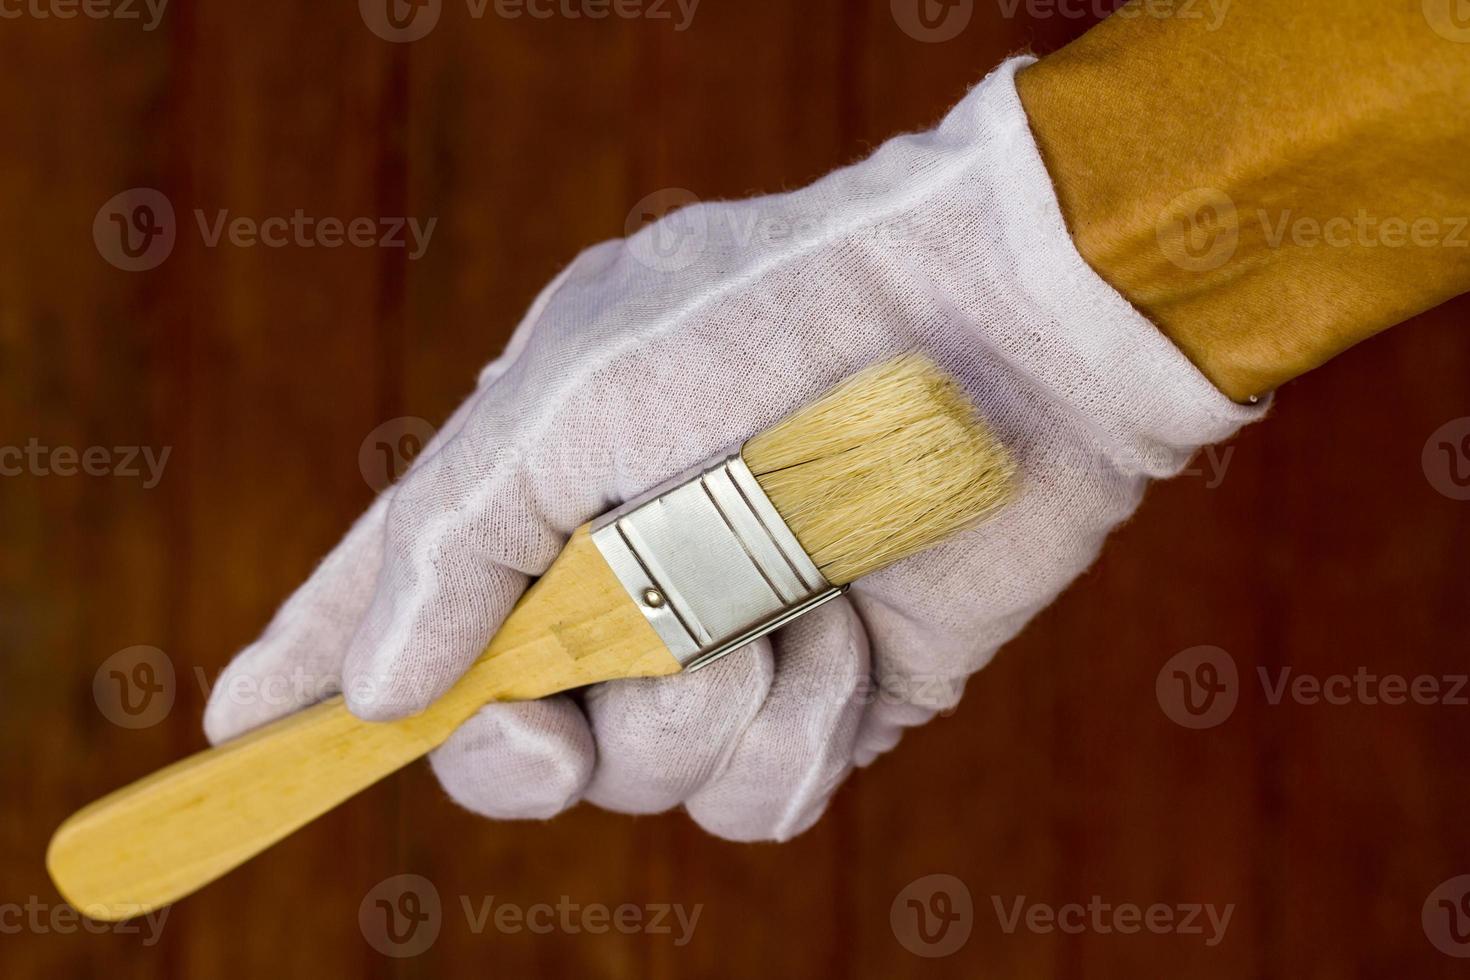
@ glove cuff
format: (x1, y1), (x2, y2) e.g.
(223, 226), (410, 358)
(953, 57), (1268, 474)
(834, 56), (1268, 477)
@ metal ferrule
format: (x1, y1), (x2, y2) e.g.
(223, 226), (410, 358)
(589, 449), (845, 671)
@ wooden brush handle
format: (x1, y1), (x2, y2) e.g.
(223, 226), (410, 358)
(47, 527), (680, 920)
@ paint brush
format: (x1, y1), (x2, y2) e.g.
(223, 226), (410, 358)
(47, 353), (1017, 920)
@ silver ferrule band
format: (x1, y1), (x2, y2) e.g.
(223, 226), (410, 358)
(589, 450), (844, 671)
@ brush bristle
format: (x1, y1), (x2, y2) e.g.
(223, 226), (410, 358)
(741, 354), (1017, 586)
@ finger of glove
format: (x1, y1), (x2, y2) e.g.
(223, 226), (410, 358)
(428, 695), (595, 820)
(848, 543), (1041, 768)
(204, 496), (389, 744)
(844, 395), (1147, 762)
(686, 599), (869, 842)
(852, 669), (940, 769)
(852, 716), (915, 768)
(581, 640), (775, 815)
(338, 401), (569, 721)
(835, 397), (1137, 765)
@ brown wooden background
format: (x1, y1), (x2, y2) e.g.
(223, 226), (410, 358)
(3, 0), (1469, 976)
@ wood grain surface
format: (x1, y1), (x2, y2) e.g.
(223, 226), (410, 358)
(1, 1), (1468, 977)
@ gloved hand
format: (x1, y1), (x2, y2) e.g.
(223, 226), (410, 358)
(203, 58), (1263, 841)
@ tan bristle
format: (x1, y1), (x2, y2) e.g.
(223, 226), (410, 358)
(742, 354), (1017, 586)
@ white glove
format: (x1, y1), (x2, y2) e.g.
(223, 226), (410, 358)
(204, 57), (1264, 841)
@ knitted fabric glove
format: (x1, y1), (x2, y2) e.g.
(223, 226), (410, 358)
(203, 57), (1265, 841)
